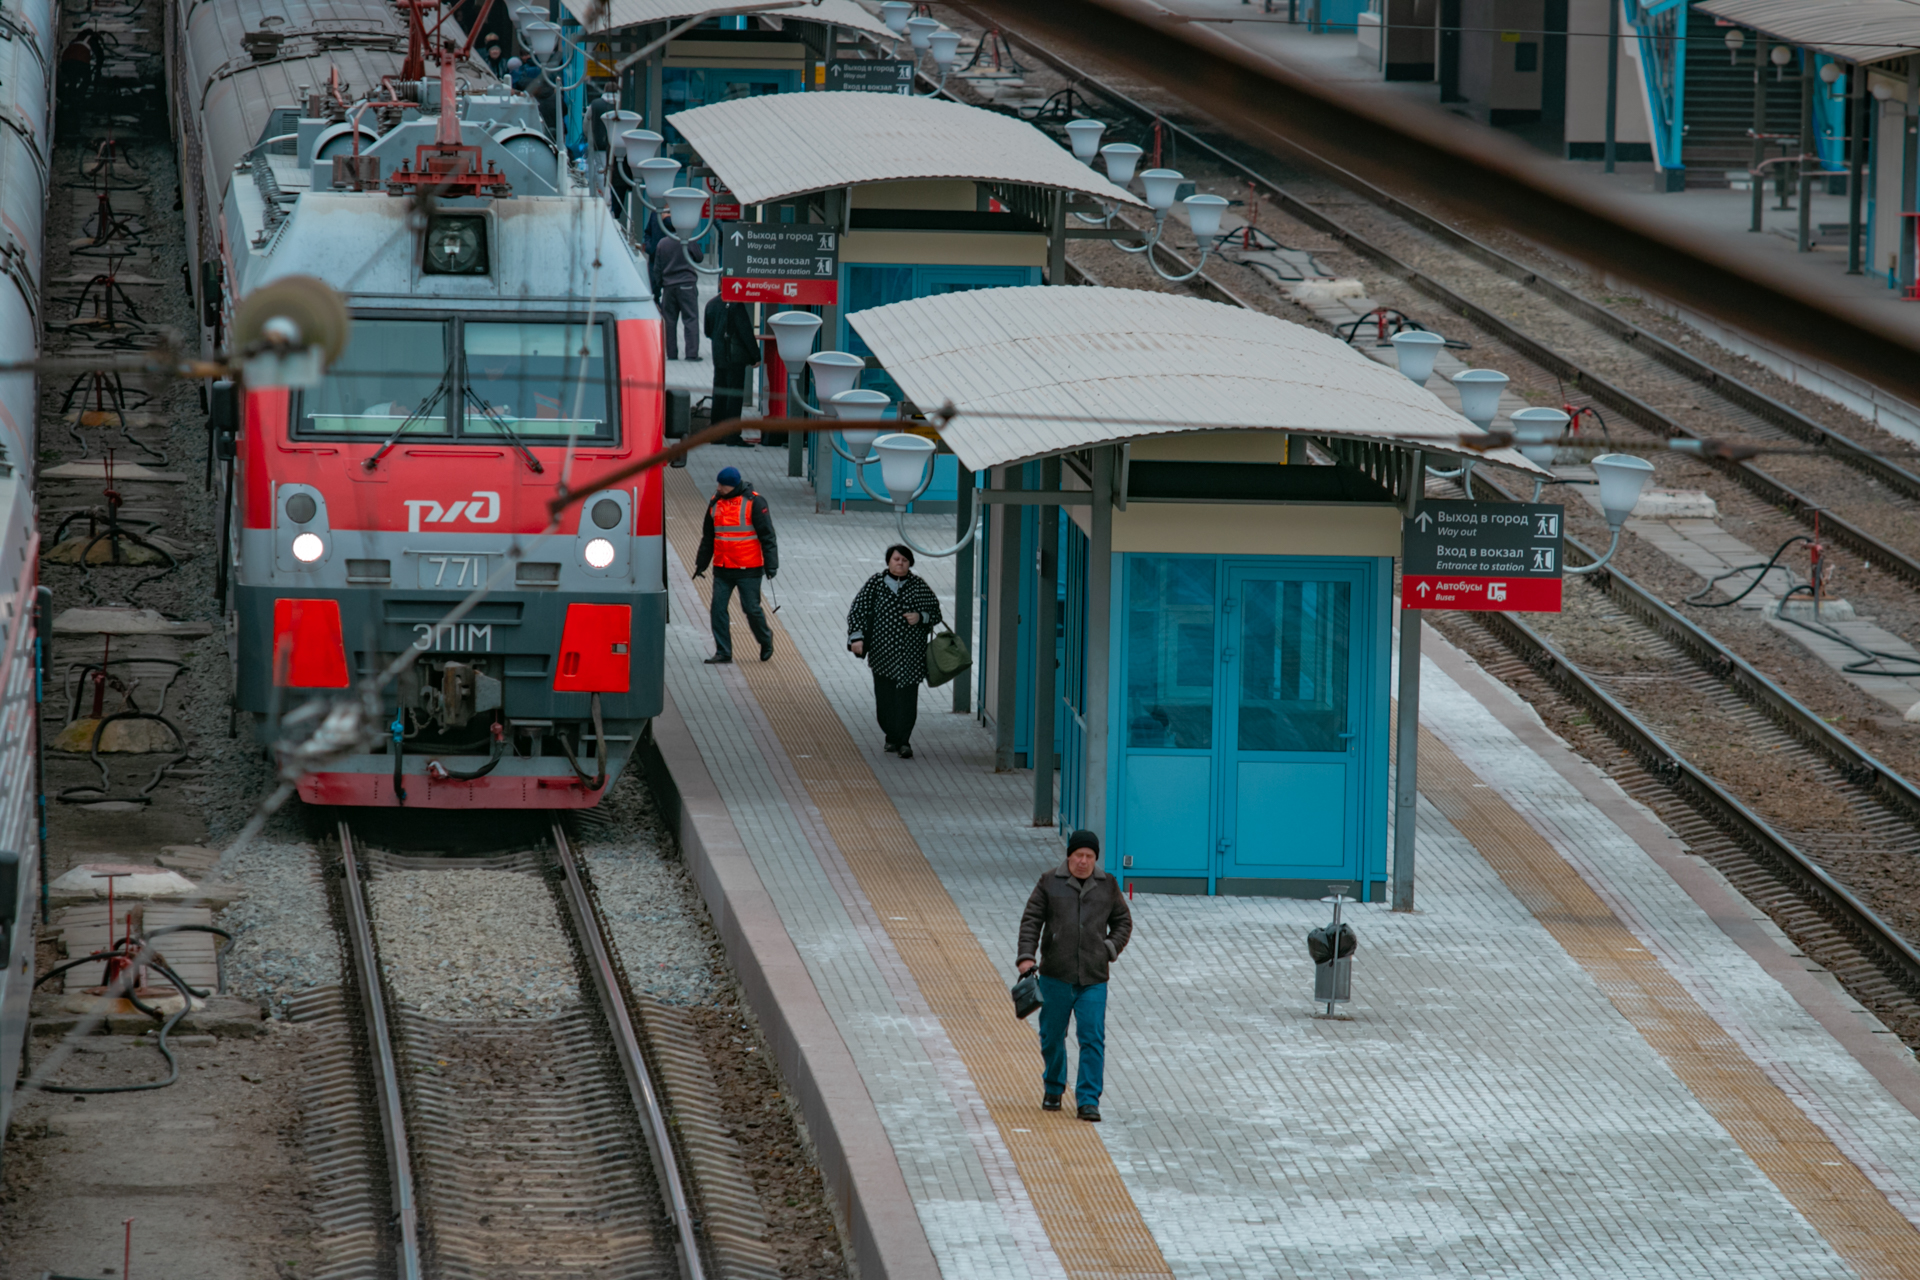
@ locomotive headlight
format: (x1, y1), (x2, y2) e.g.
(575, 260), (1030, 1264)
(582, 537), (616, 570)
(422, 215), (489, 276)
(291, 532), (327, 563)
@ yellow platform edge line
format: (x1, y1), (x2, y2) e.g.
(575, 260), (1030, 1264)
(1419, 727), (1920, 1280)
(664, 471), (1173, 1279)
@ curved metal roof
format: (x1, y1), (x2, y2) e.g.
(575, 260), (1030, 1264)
(846, 286), (1544, 474)
(1694, 0), (1920, 65)
(666, 92), (1145, 208)
(561, 0), (893, 40)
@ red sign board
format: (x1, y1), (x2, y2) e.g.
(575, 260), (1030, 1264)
(1402, 575), (1563, 612)
(721, 277), (839, 306)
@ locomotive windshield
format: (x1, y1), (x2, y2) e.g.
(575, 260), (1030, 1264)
(297, 317), (615, 443)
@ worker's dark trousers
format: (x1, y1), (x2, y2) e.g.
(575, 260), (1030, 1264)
(661, 284), (699, 359)
(710, 568), (771, 659)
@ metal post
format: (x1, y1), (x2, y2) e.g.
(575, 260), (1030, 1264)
(953, 464), (974, 713)
(1799, 56), (1816, 252)
(994, 466), (1022, 772)
(1031, 458), (1060, 825)
(1903, 61), (1917, 293)
(1047, 190), (1067, 285)
(786, 371), (804, 477)
(1392, 451), (1423, 912)
(1751, 35), (1768, 232)
(645, 42), (664, 134)
(1850, 63), (1867, 273)
(1085, 447), (1114, 862)
(1603, 0), (1620, 173)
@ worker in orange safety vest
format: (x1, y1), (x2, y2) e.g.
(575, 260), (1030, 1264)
(693, 465), (779, 663)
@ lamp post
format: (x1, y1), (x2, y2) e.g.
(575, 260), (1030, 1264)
(1388, 329), (1445, 385)
(768, 311), (822, 477)
(1565, 453), (1653, 574)
(1509, 406), (1569, 499)
(870, 433), (980, 558)
(661, 184), (724, 276)
(829, 389), (892, 499)
(1428, 367), (1507, 486)
(1109, 167), (1227, 281)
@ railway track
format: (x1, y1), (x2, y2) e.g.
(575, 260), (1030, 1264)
(320, 822), (707, 1280)
(927, 9), (1920, 1047)
(940, 3), (1920, 593)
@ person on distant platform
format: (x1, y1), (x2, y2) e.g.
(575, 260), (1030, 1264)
(704, 296), (760, 435)
(650, 233), (704, 361)
(846, 544), (941, 759)
(1017, 830), (1131, 1123)
(693, 466), (776, 664)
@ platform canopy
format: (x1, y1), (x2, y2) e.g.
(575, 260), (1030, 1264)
(562, 0), (894, 40)
(846, 286), (1546, 474)
(666, 92), (1146, 209)
(1694, 0), (1920, 64)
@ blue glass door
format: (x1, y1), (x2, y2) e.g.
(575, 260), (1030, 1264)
(1219, 565), (1365, 888)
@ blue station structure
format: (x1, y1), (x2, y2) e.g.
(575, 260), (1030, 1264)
(849, 287), (1543, 900)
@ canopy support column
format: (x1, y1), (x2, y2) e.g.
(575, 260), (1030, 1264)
(1084, 446), (1114, 856)
(1031, 458), (1060, 825)
(1393, 450), (1424, 912)
(953, 465), (974, 714)
(994, 466), (1022, 772)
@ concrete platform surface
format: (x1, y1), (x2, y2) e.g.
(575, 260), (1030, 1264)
(651, 448), (1920, 1278)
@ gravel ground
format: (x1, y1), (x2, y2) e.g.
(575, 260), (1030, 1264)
(368, 868), (582, 1020)
(214, 840), (341, 1014)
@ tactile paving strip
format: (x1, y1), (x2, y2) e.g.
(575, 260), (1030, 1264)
(1420, 728), (1920, 1280)
(665, 471), (1170, 1280)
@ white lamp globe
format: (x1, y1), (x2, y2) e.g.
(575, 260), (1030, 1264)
(928, 28), (961, 70)
(525, 20), (560, 57)
(1591, 453), (1655, 528)
(1101, 143), (1143, 186)
(873, 432), (935, 505)
(1389, 330), (1445, 386)
(906, 15), (938, 50)
(768, 311), (823, 367)
(831, 389), (891, 422)
(637, 156), (681, 200)
(808, 351), (866, 408)
(880, 1), (911, 34)
(664, 186), (708, 233)
(512, 4), (541, 29)
(1139, 168), (1184, 213)
(1451, 368), (1509, 429)
(620, 128), (662, 165)
(1184, 193), (1228, 242)
(1064, 119), (1106, 161)
(1509, 407), (1570, 468)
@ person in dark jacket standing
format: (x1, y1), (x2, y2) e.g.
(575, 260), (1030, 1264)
(693, 466), (777, 663)
(1017, 830), (1131, 1122)
(650, 235), (704, 360)
(704, 297), (760, 431)
(846, 544), (942, 758)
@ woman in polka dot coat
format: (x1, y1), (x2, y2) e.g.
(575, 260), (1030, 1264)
(847, 544), (943, 759)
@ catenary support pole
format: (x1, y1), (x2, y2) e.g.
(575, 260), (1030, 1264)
(1851, 61), (1867, 274)
(1799, 55), (1816, 253)
(953, 464), (974, 714)
(1392, 450), (1424, 912)
(994, 466), (1022, 772)
(1903, 60), (1918, 293)
(1604, 0), (1620, 173)
(1751, 35), (1768, 232)
(1085, 446), (1114, 861)
(1031, 458), (1060, 825)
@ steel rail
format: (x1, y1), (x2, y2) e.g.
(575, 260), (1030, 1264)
(549, 822), (706, 1280)
(335, 822), (424, 1280)
(943, 5), (1920, 592)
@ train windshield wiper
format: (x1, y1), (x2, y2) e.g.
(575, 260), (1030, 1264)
(462, 385), (545, 474)
(362, 369), (454, 471)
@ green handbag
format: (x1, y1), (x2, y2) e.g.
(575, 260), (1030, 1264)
(925, 624), (972, 688)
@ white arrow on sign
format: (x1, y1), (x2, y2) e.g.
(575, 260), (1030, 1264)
(730, 231), (745, 246)
(1417, 581), (1431, 596)
(1414, 510), (1434, 533)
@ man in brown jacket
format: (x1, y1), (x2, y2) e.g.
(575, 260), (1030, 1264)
(1017, 830), (1132, 1122)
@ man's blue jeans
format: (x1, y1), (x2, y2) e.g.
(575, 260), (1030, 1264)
(1036, 975), (1107, 1109)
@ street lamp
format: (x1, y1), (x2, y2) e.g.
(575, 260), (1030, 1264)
(1388, 330), (1445, 386)
(869, 433), (982, 558)
(769, 311), (821, 475)
(1510, 406), (1569, 498)
(1073, 142), (1143, 227)
(1115, 168), (1226, 281)
(832, 389), (893, 485)
(1429, 367), (1507, 484)
(805, 351), (866, 419)
(1565, 453), (1653, 574)
(659, 183), (724, 276)
(621, 128), (662, 165)
(1065, 118), (1105, 161)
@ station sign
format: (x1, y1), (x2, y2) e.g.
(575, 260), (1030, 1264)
(1401, 499), (1565, 612)
(719, 225), (839, 306)
(824, 59), (914, 93)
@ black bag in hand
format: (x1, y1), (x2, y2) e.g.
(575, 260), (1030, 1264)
(1010, 969), (1041, 1019)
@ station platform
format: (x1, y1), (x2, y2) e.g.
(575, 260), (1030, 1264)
(646, 447), (1920, 1279)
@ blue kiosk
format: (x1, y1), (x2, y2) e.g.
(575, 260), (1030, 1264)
(664, 91), (1143, 511)
(848, 286), (1544, 901)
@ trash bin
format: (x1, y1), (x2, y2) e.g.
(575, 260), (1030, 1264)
(1307, 893), (1358, 1013)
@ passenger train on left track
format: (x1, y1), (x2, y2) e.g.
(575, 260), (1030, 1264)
(0, 0), (56, 1145)
(174, 0), (666, 809)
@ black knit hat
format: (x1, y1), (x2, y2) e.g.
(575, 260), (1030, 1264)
(1066, 829), (1100, 855)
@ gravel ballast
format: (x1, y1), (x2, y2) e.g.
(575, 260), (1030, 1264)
(368, 868), (581, 1020)
(215, 840), (340, 1013)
